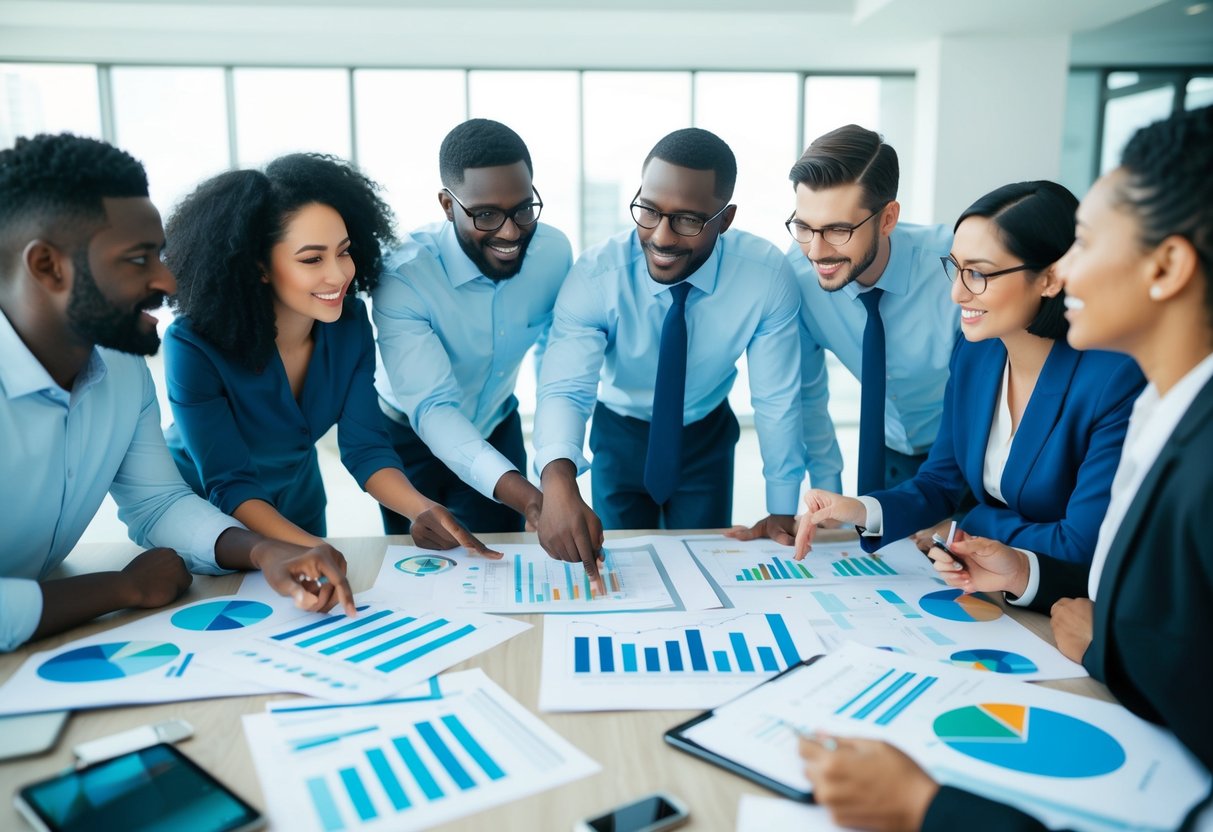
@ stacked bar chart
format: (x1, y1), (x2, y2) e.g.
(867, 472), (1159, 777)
(199, 604), (528, 702)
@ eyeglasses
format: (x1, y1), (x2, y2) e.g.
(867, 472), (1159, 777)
(785, 206), (885, 246)
(444, 187), (543, 232)
(940, 256), (1037, 295)
(629, 189), (731, 237)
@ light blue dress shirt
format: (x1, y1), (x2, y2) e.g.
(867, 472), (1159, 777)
(373, 221), (572, 500)
(534, 228), (805, 515)
(0, 310), (239, 652)
(788, 222), (958, 493)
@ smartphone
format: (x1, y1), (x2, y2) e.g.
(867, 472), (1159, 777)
(15, 742), (263, 832)
(575, 792), (690, 832)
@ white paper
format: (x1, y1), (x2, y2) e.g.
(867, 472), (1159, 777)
(683, 535), (940, 588)
(243, 668), (599, 832)
(736, 795), (846, 832)
(684, 644), (1210, 832)
(196, 599), (529, 702)
(367, 535), (723, 613)
(540, 609), (824, 712)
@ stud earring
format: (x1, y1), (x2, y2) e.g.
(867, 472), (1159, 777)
(1149, 286), (1163, 300)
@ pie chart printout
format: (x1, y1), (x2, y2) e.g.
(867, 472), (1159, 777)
(933, 703), (1126, 778)
(171, 600), (274, 632)
(37, 641), (181, 683)
(395, 555), (458, 576)
(919, 589), (1003, 622)
(949, 649), (1038, 674)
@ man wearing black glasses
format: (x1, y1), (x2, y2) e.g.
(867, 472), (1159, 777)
(773, 125), (955, 510)
(534, 128), (804, 575)
(373, 119), (572, 536)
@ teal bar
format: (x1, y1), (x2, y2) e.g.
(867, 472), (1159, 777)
(872, 557), (897, 575)
(565, 563), (575, 600)
(416, 721), (475, 790)
(713, 650), (731, 672)
(365, 748), (410, 810)
(346, 619), (448, 664)
(757, 646), (779, 671)
(795, 562), (813, 578)
(320, 616), (417, 655)
(376, 624), (476, 673)
(528, 562), (535, 603)
(306, 777), (345, 832)
(441, 714), (506, 781)
(297, 610), (393, 648)
(392, 736), (443, 800)
(622, 643), (638, 672)
(339, 767), (376, 821)
(855, 558), (877, 576)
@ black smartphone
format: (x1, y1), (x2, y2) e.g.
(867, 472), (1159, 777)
(576, 792), (690, 832)
(15, 742), (263, 832)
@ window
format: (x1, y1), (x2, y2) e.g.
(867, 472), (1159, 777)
(0, 63), (100, 148)
(232, 68), (351, 168)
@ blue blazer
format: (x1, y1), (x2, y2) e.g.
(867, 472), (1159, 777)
(861, 337), (1145, 563)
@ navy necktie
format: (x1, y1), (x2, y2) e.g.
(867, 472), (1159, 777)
(858, 287), (886, 495)
(644, 281), (693, 506)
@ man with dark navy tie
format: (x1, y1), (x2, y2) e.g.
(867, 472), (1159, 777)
(533, 128), (804, 575)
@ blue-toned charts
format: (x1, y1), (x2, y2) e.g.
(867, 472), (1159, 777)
(171, 599), (273, 631)
(683, 536), (940, 588)
(540, 611), (824, 711)
(243, 669), (599, 832)
(37, 641), (180, 683)
(949, 649), (1037, 674)
(394, 555), (456, 576)
(199, 603), (529, 702)
(919, 589), (1003, 622)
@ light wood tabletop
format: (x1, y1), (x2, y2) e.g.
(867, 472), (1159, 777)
(0, 531), (1114, 832)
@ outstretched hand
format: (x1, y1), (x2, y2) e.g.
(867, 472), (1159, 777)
(412, 504), (504, 560)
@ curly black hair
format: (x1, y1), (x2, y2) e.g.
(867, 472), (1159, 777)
(439, 119), (533, 189)
(166, 153), (396, 371)
(645, 128), (737, 203)
(0, 133), (148, 268)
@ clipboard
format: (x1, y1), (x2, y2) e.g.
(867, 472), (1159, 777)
(663, 655), (825, 802)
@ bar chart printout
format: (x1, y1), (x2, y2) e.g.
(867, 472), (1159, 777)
(243, 669), (599, 832)
(539, 611), (825, 711)
(198, 603), (529, 702)
(682, 537), (938, 588)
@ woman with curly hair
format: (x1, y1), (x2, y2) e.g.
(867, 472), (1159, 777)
(163, 153), (498, 557)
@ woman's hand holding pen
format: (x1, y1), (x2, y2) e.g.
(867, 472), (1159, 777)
(925, 531), (1031, 597)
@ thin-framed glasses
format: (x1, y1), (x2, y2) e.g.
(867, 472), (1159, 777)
(785, 205), (885, 246)
(444, 187), (543, 232)
(940, 255), (1036, 295)
(629, 188), (731, 237)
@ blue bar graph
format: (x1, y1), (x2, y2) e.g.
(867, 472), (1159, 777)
(392, 736), (443, 800)
(853, 672), (916, 720)
(346, 619), (445, 664)
(622, 643), (637, 672)
(339, 767), (376, 821)
(574, 637), (590, 672)
(365, 748), (410, 810)
(416, 721), (475, 790)
(598, 637), (615, 672)
(307, 776), (344, 832)
(812, 591), (849, 613)
(729, 633), (755, 672)
(440, 715), (506, 781)
(876, 589), (923, 619)
(835, 668), (896, 714)
(321, 616), (417, 656)
(765, 613), (802, 665)
(298, 610), (393, 648)
(644, 647), (660, 671)
(376, 624), (476, 673)
(272, 605), (371, 642)
(665, 641), (684, 671)
(686, 629), (708, 671)
(713, 650), (731, 671)
(757, 646), (779, 671)
(875, 676), (938, 725)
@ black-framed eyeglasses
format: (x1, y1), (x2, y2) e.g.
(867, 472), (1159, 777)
(629, 189), (731, 237)
(940, 255), (1037, 295)
(785, 205), (885, 246)
(444, 187), (543, 232)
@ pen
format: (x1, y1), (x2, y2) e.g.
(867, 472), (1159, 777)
(774, 718), (838, 751)
(931, 520), (965, 570)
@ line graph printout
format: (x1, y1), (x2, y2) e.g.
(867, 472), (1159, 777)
(369, 536), (723, 613)
(774, 578), (1085, 682)
(540, 610), (825, 711)
(683, 536), (939, 589)
(678, 644), (1208, 832)
(243, 669), (598, 832)
(0, 594), (300, 715)
(199, 602), (529, 702)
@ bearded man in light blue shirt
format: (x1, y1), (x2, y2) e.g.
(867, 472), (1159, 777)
(0, 134), (356, 653)
(374, 119), (572, 536)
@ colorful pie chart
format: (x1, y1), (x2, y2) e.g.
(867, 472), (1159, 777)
(934, 703), (1125, 778)
(949, 648), (1038, 674)
(171, 599), (274, 632)
(395, 555), (457, 576)
(37, 641), (181, 683)
(919, 588), (1003, 622)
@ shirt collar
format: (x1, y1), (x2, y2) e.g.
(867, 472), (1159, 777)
(436, 221), (489, 288)
(842, 224), (911, 301)
(633, 231), (722, 297)
(0, 308), (108, 401)
(1125, 351), (1213, 467)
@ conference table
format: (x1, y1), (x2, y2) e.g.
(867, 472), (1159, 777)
(0, 531), (1114, 831)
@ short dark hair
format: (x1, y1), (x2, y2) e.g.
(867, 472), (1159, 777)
(1117, 104), (1213, 328)
(166, 153), (396, 372)
(789, 124), (898, 211)
(955, 181), (1078, 341)
(0, 133), (148, 268)
(644, 128), (737, 202)
(439, 119), (533, 189)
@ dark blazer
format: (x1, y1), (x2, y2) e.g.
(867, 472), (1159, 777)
(862, 337), (1144, 563)
(924, 374), (1213, 831)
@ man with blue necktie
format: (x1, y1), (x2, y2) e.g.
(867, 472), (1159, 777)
(782, 125), (956, 498)
(373, 119), (572, 536)
(533, 128), (804, 575)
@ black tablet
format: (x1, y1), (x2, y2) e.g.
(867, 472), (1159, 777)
(663, 655), (825, 802)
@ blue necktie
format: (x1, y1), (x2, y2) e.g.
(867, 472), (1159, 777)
(858, 287), (886, 495)
(644, 281), (693, 505)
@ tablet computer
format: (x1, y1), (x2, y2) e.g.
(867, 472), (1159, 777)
(663, 655), (824, 802)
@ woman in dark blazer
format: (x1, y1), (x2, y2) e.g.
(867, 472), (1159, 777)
(795, 181), (1144, 565)
(797, 105), (1213, 832)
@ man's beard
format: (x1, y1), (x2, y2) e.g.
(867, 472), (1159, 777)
(67, 252), (165, 356)
(815, 231), (880, 292)
(454, 224), (535, 281)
